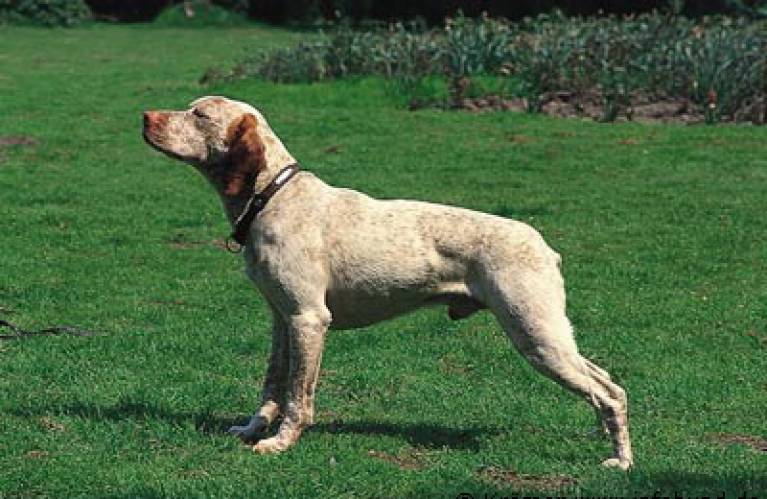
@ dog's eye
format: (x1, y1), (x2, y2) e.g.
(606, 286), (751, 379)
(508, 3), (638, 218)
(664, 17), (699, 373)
(192, 108), (210, 120)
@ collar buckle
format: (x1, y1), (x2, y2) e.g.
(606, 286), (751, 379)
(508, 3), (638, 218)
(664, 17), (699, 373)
(225, 236), (244, 253)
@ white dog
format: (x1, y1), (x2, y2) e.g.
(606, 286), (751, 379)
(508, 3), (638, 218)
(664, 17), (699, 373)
(142, 96), (633, 469)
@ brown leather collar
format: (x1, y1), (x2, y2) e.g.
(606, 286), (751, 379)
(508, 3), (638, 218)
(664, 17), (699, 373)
(226, 163), (301, 252)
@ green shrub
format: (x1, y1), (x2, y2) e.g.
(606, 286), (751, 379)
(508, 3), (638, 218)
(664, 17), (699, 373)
(497, 13), (766, 121)
(681, 19), (766, 121)
(0, 0), (91, 26)
(725, 0), (767, 18)
(232, 20), (442, 83)
(153, 0), (249, 27)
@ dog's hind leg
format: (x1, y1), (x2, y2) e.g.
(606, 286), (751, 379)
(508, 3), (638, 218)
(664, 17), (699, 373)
(583, 356), (622, 436)
(484, 267), (633, 470)
(229, 309), (288, 442)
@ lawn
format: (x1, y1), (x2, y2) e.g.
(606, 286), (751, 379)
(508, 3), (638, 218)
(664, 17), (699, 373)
(0, 23), (765, 498)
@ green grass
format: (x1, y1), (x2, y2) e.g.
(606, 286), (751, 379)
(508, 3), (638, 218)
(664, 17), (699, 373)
(1, 24), (766, 498)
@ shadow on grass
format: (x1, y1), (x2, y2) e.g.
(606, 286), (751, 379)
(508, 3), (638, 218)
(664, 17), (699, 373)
(312, 420), (493, 451)
(9, 399), (241, 436)
(493, 204), (551, 219)
(10, 399), (492, 450)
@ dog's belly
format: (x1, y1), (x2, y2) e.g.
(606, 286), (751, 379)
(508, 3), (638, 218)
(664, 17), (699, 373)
(325, 282), (471, 329)
(325, 293), (421, 329)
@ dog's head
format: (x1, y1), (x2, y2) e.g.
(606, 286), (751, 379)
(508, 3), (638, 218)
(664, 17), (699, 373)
(143, 96), (271, 197)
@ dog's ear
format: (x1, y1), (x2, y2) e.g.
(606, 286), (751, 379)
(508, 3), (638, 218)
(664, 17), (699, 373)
(224, 114), (266, 197)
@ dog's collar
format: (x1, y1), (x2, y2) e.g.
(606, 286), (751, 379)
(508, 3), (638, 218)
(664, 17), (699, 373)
(226, 163), (301, 252)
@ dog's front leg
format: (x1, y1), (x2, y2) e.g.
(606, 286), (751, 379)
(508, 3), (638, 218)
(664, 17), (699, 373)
(229, 311), (288, 442)
(253, 308), (330, 454)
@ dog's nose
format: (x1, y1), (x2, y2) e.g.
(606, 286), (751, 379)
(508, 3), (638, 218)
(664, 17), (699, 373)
(143, 111), (169, 129)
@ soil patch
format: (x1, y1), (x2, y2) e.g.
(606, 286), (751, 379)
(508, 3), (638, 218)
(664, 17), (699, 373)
(478, 466), (577, 491)
(0, 135), (38, 147)
(0, 135), (39, 163)
(39, 417), (65, 432)
(367, 448), (426, 471)
(168, 237), (227, 250)
(430, 90), (766, 125)
(712, 433), (767, 452)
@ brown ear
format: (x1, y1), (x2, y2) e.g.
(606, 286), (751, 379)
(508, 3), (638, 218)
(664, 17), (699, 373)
(224, 114), (266, 197)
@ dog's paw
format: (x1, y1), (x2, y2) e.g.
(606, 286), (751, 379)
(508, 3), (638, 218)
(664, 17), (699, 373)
(228, 417), (269, 443)
(252, 436), (290, 454)
(228, 424), (256, 441)
(601, 457), (632, 471)
(588, 425), (610, 439)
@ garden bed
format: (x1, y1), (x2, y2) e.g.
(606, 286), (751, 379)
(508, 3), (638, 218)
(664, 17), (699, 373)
(451, 90), (766, 124)
(205, 13), (767, 124)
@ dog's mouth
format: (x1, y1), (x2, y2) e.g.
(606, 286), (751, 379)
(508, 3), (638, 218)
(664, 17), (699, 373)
(142, 128), (167, 153)
(142, 127), (189, 163)
(142, 113), (163, 146)
(143, 111), (174, 156)
(142, 127), (157, 147)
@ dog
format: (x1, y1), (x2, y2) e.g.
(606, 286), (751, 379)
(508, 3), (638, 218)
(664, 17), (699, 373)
(142, 96), (633, 469)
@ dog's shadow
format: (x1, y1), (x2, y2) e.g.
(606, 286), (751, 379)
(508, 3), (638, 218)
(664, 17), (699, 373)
(11, 399), (493, 451)
(11, 399), (241, 434)
(311, 420), (491, 451)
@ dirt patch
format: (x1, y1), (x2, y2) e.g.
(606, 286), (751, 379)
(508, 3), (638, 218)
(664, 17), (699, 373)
(0, 135), (38, 148)
(0, 135), (39, 163)
(24, 450), (49, 459)
(734, 97), (767, 124)
(712, 433), (767, 452)
(167, 236), (227, 250)
(439, 356), (471, 375)
(323, 144), (342, 154)
(179, 469), (211, 479)
(39, 417), (65, 432)
(367, 448), (427, 471)
(478, 466), (577, 491)
(458, 95), (528, 113)
(445, 89), (766, 125)
(509, 134), (533, 145)
(545, 91), (699, 124)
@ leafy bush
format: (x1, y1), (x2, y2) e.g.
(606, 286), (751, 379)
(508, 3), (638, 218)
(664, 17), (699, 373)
(724, 0), (767, 18)
(508, 13), (767, 121)
(222, 20), (442, 84)
(0, 0), (91, 26)
(679, 19), (766, 121)
(153, 0), (249, 27)
(205, 12), (767, 123)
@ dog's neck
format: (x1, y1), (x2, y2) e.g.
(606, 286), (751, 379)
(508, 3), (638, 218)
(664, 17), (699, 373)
(216, 129), (298, 227)
(254, 129), (297, 192)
